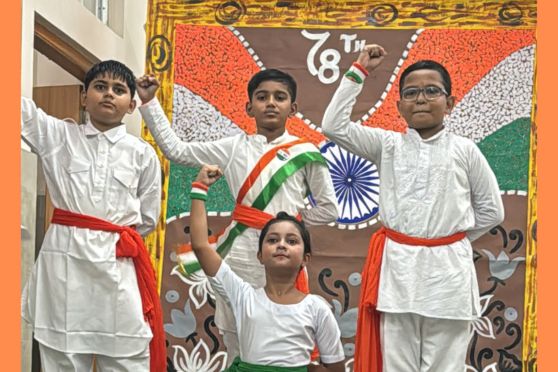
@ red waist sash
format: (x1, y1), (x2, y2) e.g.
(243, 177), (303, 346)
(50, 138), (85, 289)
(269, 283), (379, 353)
(354, 226), (466, 372)
(51, 208), (166, 372)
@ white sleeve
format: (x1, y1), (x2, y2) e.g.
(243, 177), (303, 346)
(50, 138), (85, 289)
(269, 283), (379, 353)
(21, 96), (67, 157)
(466, 143), (505, 241)
(136, 144), (162, 236)
(321, 69), (393, 164)
(313, 297), (345, 364)
(300, 162), (339, 225)
(207, 261), (251, 313)
(138, 98), (236, 169)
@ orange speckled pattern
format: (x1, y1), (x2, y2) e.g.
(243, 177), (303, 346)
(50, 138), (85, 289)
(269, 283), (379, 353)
(365, 29), (535, 132)
(174, 24), (325, 144)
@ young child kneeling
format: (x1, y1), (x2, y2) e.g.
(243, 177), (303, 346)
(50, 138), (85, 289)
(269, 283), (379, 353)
(189, 165), (345, 372)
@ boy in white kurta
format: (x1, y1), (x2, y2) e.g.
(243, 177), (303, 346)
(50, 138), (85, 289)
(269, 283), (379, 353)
(189, 165), (345, 371)
(322, 46), (504, 371)
(137, 69), (338, 361)
(21, 61), (163, 371)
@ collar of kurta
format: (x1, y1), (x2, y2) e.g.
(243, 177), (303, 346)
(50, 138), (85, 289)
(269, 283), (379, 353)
(407, 127), (447, 143)
(84, 121), (127, 143)
(251, 129), (292, 145)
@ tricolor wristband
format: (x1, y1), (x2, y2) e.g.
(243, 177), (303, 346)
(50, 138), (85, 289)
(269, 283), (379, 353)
(345, 63), (368, 84)
(352, 62), (369, 76)
(190, 181), (208, 201)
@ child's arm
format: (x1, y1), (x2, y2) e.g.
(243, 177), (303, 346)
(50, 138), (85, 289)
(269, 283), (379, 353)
(190, 164), (224, 277)
(466, 143), (505, 241)
(322, 45), (391, 164)
(136, 76), (234, 169)
(135, 145), (162, 236)
(310, 299), (346, 372)
(300, 163), (339, 225)
(21, 97), (67, 156)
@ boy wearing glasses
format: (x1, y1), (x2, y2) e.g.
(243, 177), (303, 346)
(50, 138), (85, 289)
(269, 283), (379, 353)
(322, 45), (504, 371)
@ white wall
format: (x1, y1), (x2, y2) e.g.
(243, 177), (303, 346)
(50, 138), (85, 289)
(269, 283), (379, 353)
(34, 50), (83, 87)
(21, 1), (149, 371)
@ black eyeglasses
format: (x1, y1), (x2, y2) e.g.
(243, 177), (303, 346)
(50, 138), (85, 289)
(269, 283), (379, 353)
(400, 85), (448, 101)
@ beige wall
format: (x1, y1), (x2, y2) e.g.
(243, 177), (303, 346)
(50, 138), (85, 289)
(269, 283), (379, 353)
(33, 51), (82, 87)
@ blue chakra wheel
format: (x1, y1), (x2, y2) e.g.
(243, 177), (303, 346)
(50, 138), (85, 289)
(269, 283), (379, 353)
(317, 141), (380, 226)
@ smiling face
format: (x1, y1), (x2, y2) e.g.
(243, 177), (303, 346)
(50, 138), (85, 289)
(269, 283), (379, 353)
(257, 220), (310, 272)
(81, 73), (136, 131)
(397, 69), (455, 138)
(246, 80), (297, 134)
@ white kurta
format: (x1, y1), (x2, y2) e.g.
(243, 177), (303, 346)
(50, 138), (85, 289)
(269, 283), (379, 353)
(139, 99), (338, 291)
(208, 262), (345, 366)
(322, 73), (504, 320)
(21, 97), (162, 356)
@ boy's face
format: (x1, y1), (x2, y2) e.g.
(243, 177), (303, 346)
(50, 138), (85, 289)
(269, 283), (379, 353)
(246, 81), (297, 133)
(81, 73), (136, 130)
(396, 69), (455, 132)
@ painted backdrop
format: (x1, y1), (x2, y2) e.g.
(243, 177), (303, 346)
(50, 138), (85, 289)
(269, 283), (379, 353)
(142, 1), (537, 371)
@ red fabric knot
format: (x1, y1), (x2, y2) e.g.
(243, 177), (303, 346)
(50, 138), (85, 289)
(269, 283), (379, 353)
(116, 228), (139, 257)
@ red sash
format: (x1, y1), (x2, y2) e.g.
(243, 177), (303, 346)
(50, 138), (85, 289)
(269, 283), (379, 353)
(51, 208), (166, 372)
(354, 226), (466, 372)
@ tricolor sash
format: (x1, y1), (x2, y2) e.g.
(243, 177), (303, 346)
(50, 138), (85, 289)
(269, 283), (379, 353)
(177, 138), (326, 276)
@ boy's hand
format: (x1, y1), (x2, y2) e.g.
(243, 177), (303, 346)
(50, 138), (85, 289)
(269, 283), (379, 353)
(195, 165), (223, 187)
(136, 75), (160, 104)
(356, 44), (387, 72)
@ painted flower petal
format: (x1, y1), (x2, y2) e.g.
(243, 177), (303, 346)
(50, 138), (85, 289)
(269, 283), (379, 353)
(164, 300), (197, 338)
(172, 344), (191, 371)
(206, 351), (228, 372)
(472, 316), (496, 339)
(479, 295), (494, 315)
(483, 362), (498, 372)
(339, 307), (358, 338)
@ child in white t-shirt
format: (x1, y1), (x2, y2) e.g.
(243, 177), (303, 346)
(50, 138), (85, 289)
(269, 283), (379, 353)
(188, 165), (345, 372)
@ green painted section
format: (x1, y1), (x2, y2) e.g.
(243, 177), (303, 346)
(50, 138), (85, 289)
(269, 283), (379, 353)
(166, 118), (532, 219)
(166, 163), (235, 218)
(477, 118), (531, 191)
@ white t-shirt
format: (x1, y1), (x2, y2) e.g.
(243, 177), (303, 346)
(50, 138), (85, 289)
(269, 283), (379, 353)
(207, 262), (345, 367)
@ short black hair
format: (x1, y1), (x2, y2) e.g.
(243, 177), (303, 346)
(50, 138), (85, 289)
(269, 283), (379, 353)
(84, 60), (136, 97)
(247, 69), (297, 102)
(258, 212), (311, 255)
(399, 60), (452, 96)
